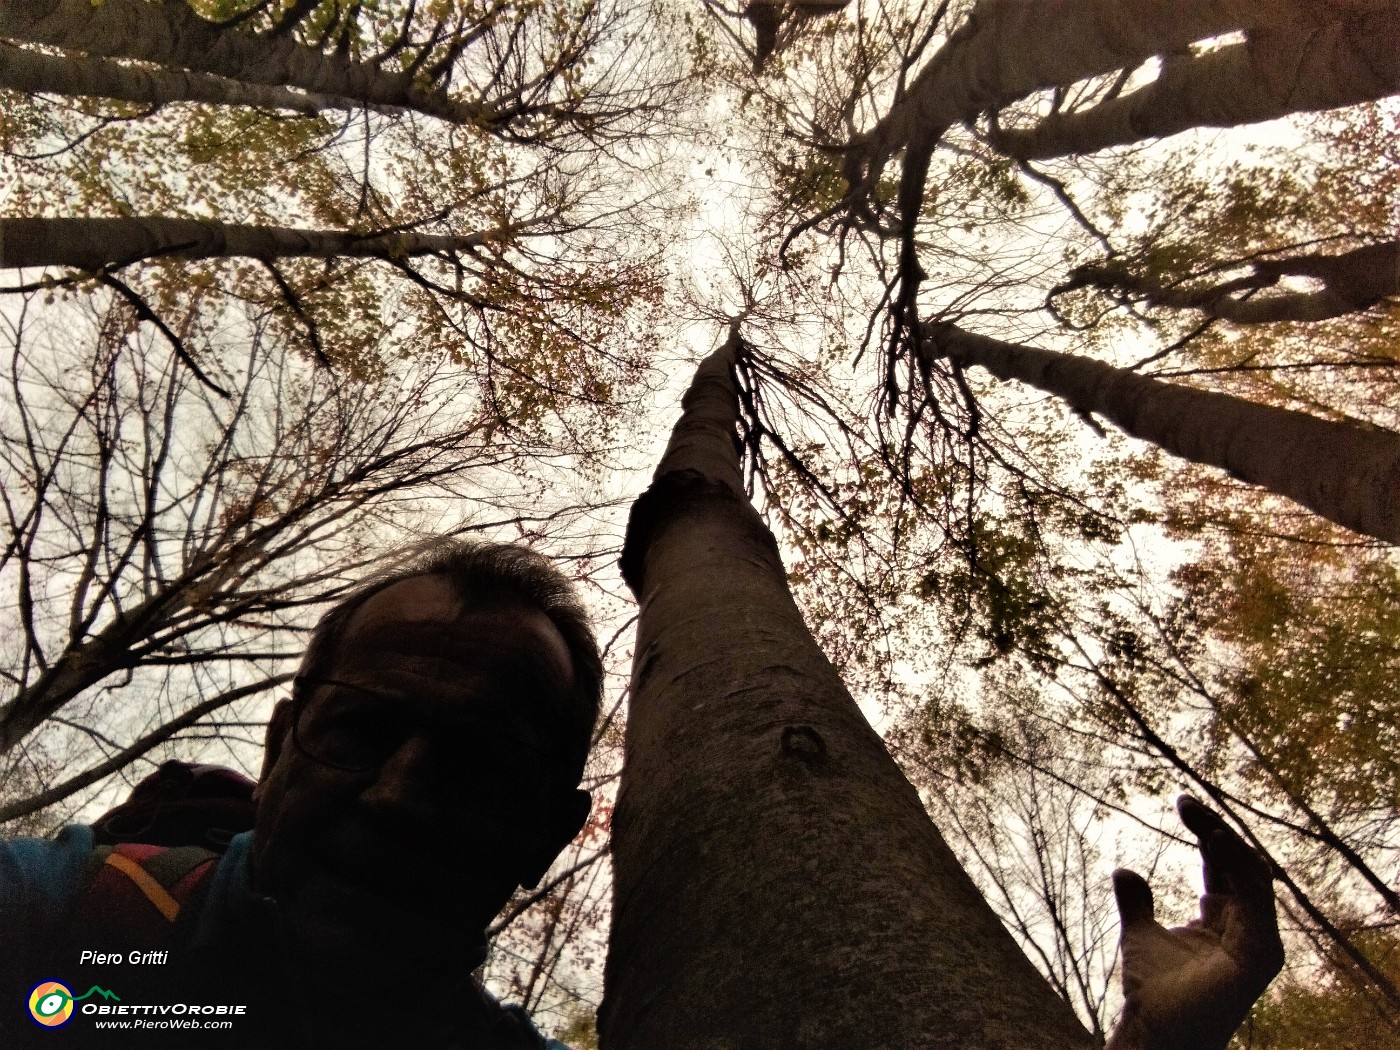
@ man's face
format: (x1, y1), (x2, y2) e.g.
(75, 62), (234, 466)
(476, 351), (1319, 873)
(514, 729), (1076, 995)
(251, 575), (588, 969)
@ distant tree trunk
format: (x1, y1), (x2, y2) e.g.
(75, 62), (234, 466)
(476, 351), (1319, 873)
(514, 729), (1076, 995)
(600, 324), (1095, 1049)
(1071, 241), (1400, 324)
(928, 322), (1400, 545)
(0, 217), (501, 271)
(0, 41), (396, 115)
(990, 8), (1400, 159)
(837, 0), (1385, 366)
(0, 0), (493, 125)
(847, 0), (1314, 191)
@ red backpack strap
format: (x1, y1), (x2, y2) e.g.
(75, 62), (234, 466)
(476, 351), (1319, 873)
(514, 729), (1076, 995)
(69, 843), (219, 948)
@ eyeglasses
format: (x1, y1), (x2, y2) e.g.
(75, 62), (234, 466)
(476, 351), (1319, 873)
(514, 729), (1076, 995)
(290, 675), (557, 781)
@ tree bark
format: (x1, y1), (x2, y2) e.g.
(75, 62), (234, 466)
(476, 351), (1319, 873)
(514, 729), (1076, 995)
(928, 322), (1400, 545)
(601, 323), (1095, 1049)
(0, 41), (397, 115)
(1069, 242), (1388, 324)
(841, 0), (1371, 361)
(746, 1), (852, 70)
(1077, 241), (1400, 324)
(848, 0), (1330, 192)
(0, 0), (492, 126)
(0, 216), (497, 271)
(991, 7), (1400, 160)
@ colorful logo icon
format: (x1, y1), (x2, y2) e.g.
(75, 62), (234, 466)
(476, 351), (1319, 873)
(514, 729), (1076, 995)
(26, 982), (120, 1028)
(27, 982), (74, 1028)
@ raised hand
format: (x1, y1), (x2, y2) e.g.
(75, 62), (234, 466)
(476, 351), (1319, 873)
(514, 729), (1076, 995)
(1106, 795), (1285, 1050)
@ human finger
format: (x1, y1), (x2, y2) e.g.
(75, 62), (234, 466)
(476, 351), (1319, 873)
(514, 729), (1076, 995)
(1177, 794), (1234, 894)
(1184, 817), (1283, 976)
(1112, 868), (1156, 931)
(1206, 826), (1274, 901)
(1208, 828), (1283, 972)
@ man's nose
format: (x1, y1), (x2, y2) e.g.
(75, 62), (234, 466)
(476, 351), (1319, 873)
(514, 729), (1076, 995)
(358, 735), (439, 821)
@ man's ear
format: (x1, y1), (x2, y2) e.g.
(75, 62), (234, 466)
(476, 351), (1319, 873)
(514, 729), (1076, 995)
(518, 789), (592, 889)
(254, 699), (295, 801)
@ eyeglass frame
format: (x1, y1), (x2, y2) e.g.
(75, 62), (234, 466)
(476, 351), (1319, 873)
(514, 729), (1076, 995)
(288, 674), (563, 777)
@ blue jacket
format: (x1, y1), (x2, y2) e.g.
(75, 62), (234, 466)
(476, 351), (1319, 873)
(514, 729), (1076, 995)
(1, 826), (571, 1049)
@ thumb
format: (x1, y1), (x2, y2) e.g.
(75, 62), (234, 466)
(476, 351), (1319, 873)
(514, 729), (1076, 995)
(1112, 868), (1156, 930)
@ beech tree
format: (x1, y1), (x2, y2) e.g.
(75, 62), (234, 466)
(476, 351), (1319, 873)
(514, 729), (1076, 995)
(752, 295), (1400, 1039)
(704, 3), (1400, 1042)
(602, 324), (1094, 1048)
(0, 2), (676, 1031)
(0, 216), (514, 272)
(926, 321), (1400, 545)
(3, 1), (1398, 1044)
(0, 0), (667, 137)
(1064, 240), (1400, 326)
(0, 40), (392, 114)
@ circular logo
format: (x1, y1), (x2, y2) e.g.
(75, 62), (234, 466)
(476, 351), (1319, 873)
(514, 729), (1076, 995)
(28, 981), (75, 1028)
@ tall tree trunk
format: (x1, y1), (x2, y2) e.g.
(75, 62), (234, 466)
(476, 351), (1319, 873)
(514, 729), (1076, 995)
(847, 0), (1325, 192)
(601, 324), (1094, 1049)
(990, 7), (1400, 160)
(0, 0), (492, 126)
(0, 41), (397, 115)
(1071, 242), (1400, 325)
(928, 322), (1400, 545)
(0, 216), (499, 271)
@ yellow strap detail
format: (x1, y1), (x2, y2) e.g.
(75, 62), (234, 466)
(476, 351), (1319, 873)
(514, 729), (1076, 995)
(104, 852), (181, 922)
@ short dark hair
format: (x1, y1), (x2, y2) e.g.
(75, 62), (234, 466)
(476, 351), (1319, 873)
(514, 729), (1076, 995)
(297, 538), (602, 786)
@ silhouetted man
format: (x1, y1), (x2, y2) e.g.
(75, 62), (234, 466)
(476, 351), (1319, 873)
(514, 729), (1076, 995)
(2, 540), (600, 1047)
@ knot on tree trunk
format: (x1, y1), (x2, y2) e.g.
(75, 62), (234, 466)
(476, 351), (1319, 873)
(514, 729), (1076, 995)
(779, 724), (830, 772)
(619, 468), (780, 595)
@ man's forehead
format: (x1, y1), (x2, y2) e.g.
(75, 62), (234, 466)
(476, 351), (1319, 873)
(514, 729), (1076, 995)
(334, 574), (574, 686)
(345, 575), (464, 633)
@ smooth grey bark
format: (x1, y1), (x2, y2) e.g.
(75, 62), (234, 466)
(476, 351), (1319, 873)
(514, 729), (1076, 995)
(0, 0), (493, 125)
(847, 0), (1331, 192)
(991, 7), (1400, 160)
(1075, 241), (1400, 324)
(601, 324), (1095, 1049)
(839, 0), (1383, 347)
(0, 41), (397, 115)
(0, 216), (497, 271)
(928, 322), (1400, 544)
